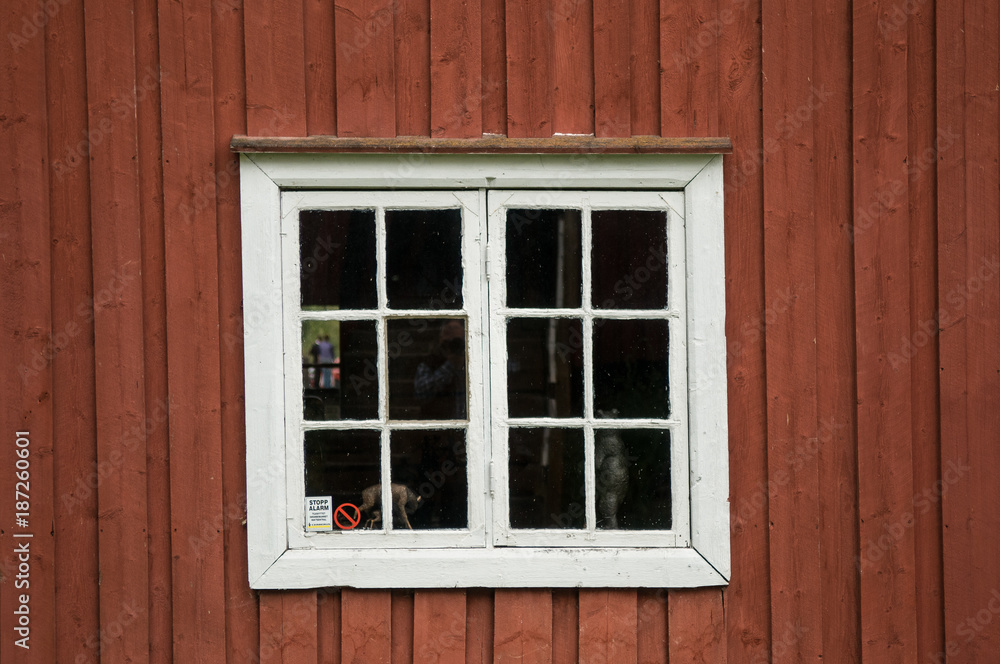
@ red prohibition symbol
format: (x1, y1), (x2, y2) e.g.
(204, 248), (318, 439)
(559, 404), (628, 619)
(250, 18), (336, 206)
(334, 503), (361, 530)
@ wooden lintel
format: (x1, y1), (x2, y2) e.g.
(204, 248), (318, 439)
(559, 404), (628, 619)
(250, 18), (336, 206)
(229, 135), (733, 154)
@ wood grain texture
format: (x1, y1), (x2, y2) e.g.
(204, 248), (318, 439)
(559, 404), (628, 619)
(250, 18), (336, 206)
(636, 590), (668, 664)
(395, 0), (431, 136)
(44, 0), (100, 660)
(813, 0), (861, 661)
(335, 0), (397, 136)
(392, 591), (415, 662)
(629, 0), (660, 136)
(853, 0), (920, 659)
(480, 0), (507, 134)
(430, 0), (482, 137)
(717, 0), (770, 661)
(342, 589), (392, 663)
(593, 0), (631, 136)
(0, 0), (55, 659)
(551, 590), (579, 664)
(318, 590), (343, 664)
(505, 0), (552, 137)
(414, 590), (467, 663)
(761, 0), (822, 661)
(668, 590), (726, 663)
(660, 0), (719, 136)
(906, 0), (945, 660)
(244, 0), (308, 136)
(82, 0), (151, 660)
(213, 0), (260, 656)
(466, 589), (495, 664)
(135, 0), (173, 659)
(230, 135), (732, 152)
(282, 591), (320, 661)
(158, 0), (229, 659)
(579, 590), (638, 664)
(938, 1), (1000, 662)
(305, 0), (338, 135)
(552, 0), (595, 135)
(494, 590), (553, 663)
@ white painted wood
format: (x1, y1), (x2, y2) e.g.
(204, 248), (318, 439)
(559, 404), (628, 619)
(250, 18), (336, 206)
(666, 191), (692, 542)
(254, 547), (726, 589)
(240, 156), (290, 584)
(240, 153), (729, 588)
(248, 153), (714, 190)
(684, 156), (730, 580)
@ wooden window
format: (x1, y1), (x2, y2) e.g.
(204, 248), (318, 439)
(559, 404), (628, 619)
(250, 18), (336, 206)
(239, 151), (728, 588)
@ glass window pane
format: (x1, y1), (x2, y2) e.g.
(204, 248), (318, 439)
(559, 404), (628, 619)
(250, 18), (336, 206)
(304, 429), (381, 531)
(303, 320), (378, 420)
(300, 209), (377, 309)
(591, 210), (668, 310)
(593, 319), (670, 419)
(506, 318), (584, 418)
(390, 430), (468, 529)
(594, 428), (671, 530)
(386, 209), (463, 310)
(387, 318), (467, 420)
(505, 209), (582, 308)
(508, 428), (585, 529)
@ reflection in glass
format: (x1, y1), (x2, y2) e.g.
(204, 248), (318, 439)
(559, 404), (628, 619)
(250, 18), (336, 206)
(506, 209), (582, 308)
(300, 209), (377, 309)
(390, 429), (468, 529)
(593, 319), (670, 418)
(388, 318), (467, 420)
(304, 429), (381, 531)
(386, 209), (463, 310)
(506, 318), (584, 418)
(594, 428), (671, 530)
(303, 320), (378, 420)
(592, 210), (668, 310)
(508, 428), (585, 529)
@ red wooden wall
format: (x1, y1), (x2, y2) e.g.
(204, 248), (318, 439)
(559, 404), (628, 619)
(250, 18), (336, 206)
(1, 0), (998, 661)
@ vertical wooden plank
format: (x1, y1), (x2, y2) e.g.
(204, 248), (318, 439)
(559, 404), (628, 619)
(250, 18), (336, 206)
(157, 0), (228, 660)
(395, 0), (431, 136)
(392, 591), (415, 662)
(82, 0), (151, 660)
(935, 1), (969, 659)
(593, 0), (631, 136)
(629, 0), (660, 135)
(0, 0), (56, 658)
(505, 0), (552, 137)
(761, 0), (822, 661)
(906, 0), (945, 660)
(305, 0), (338, 135)
(579, 590), (638, 664)
(244, 0), (308, 136)
(430, 0), (483, 137)
(335, 0), (397, 136)
(414, 590), (466, 663)
(667, 590), (726, 663)
(466, 589), (495, 664)
(552, 0), (595, 135)
(636, 590), (668, 664)
(660, 0), (719, 136)
(494, 590), (553, 664)
(853, 0), (920, 659)
(342, 589), (392, 663)
(260, 593), (285, 662)
(212, 0), (261, 658)
(551, 590), (579, 664)
(939, 1), (1000, 662)
(318, 591), (342, 664)
(481, 0), (507, 135)
(282, 591), (320, 662)
(717, 0), (770, 661)
(44, 0), (101, 659)
(813, 0), (861, 661)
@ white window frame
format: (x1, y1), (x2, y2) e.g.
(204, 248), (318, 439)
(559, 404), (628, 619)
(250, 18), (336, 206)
(240, 152), (729, 589)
